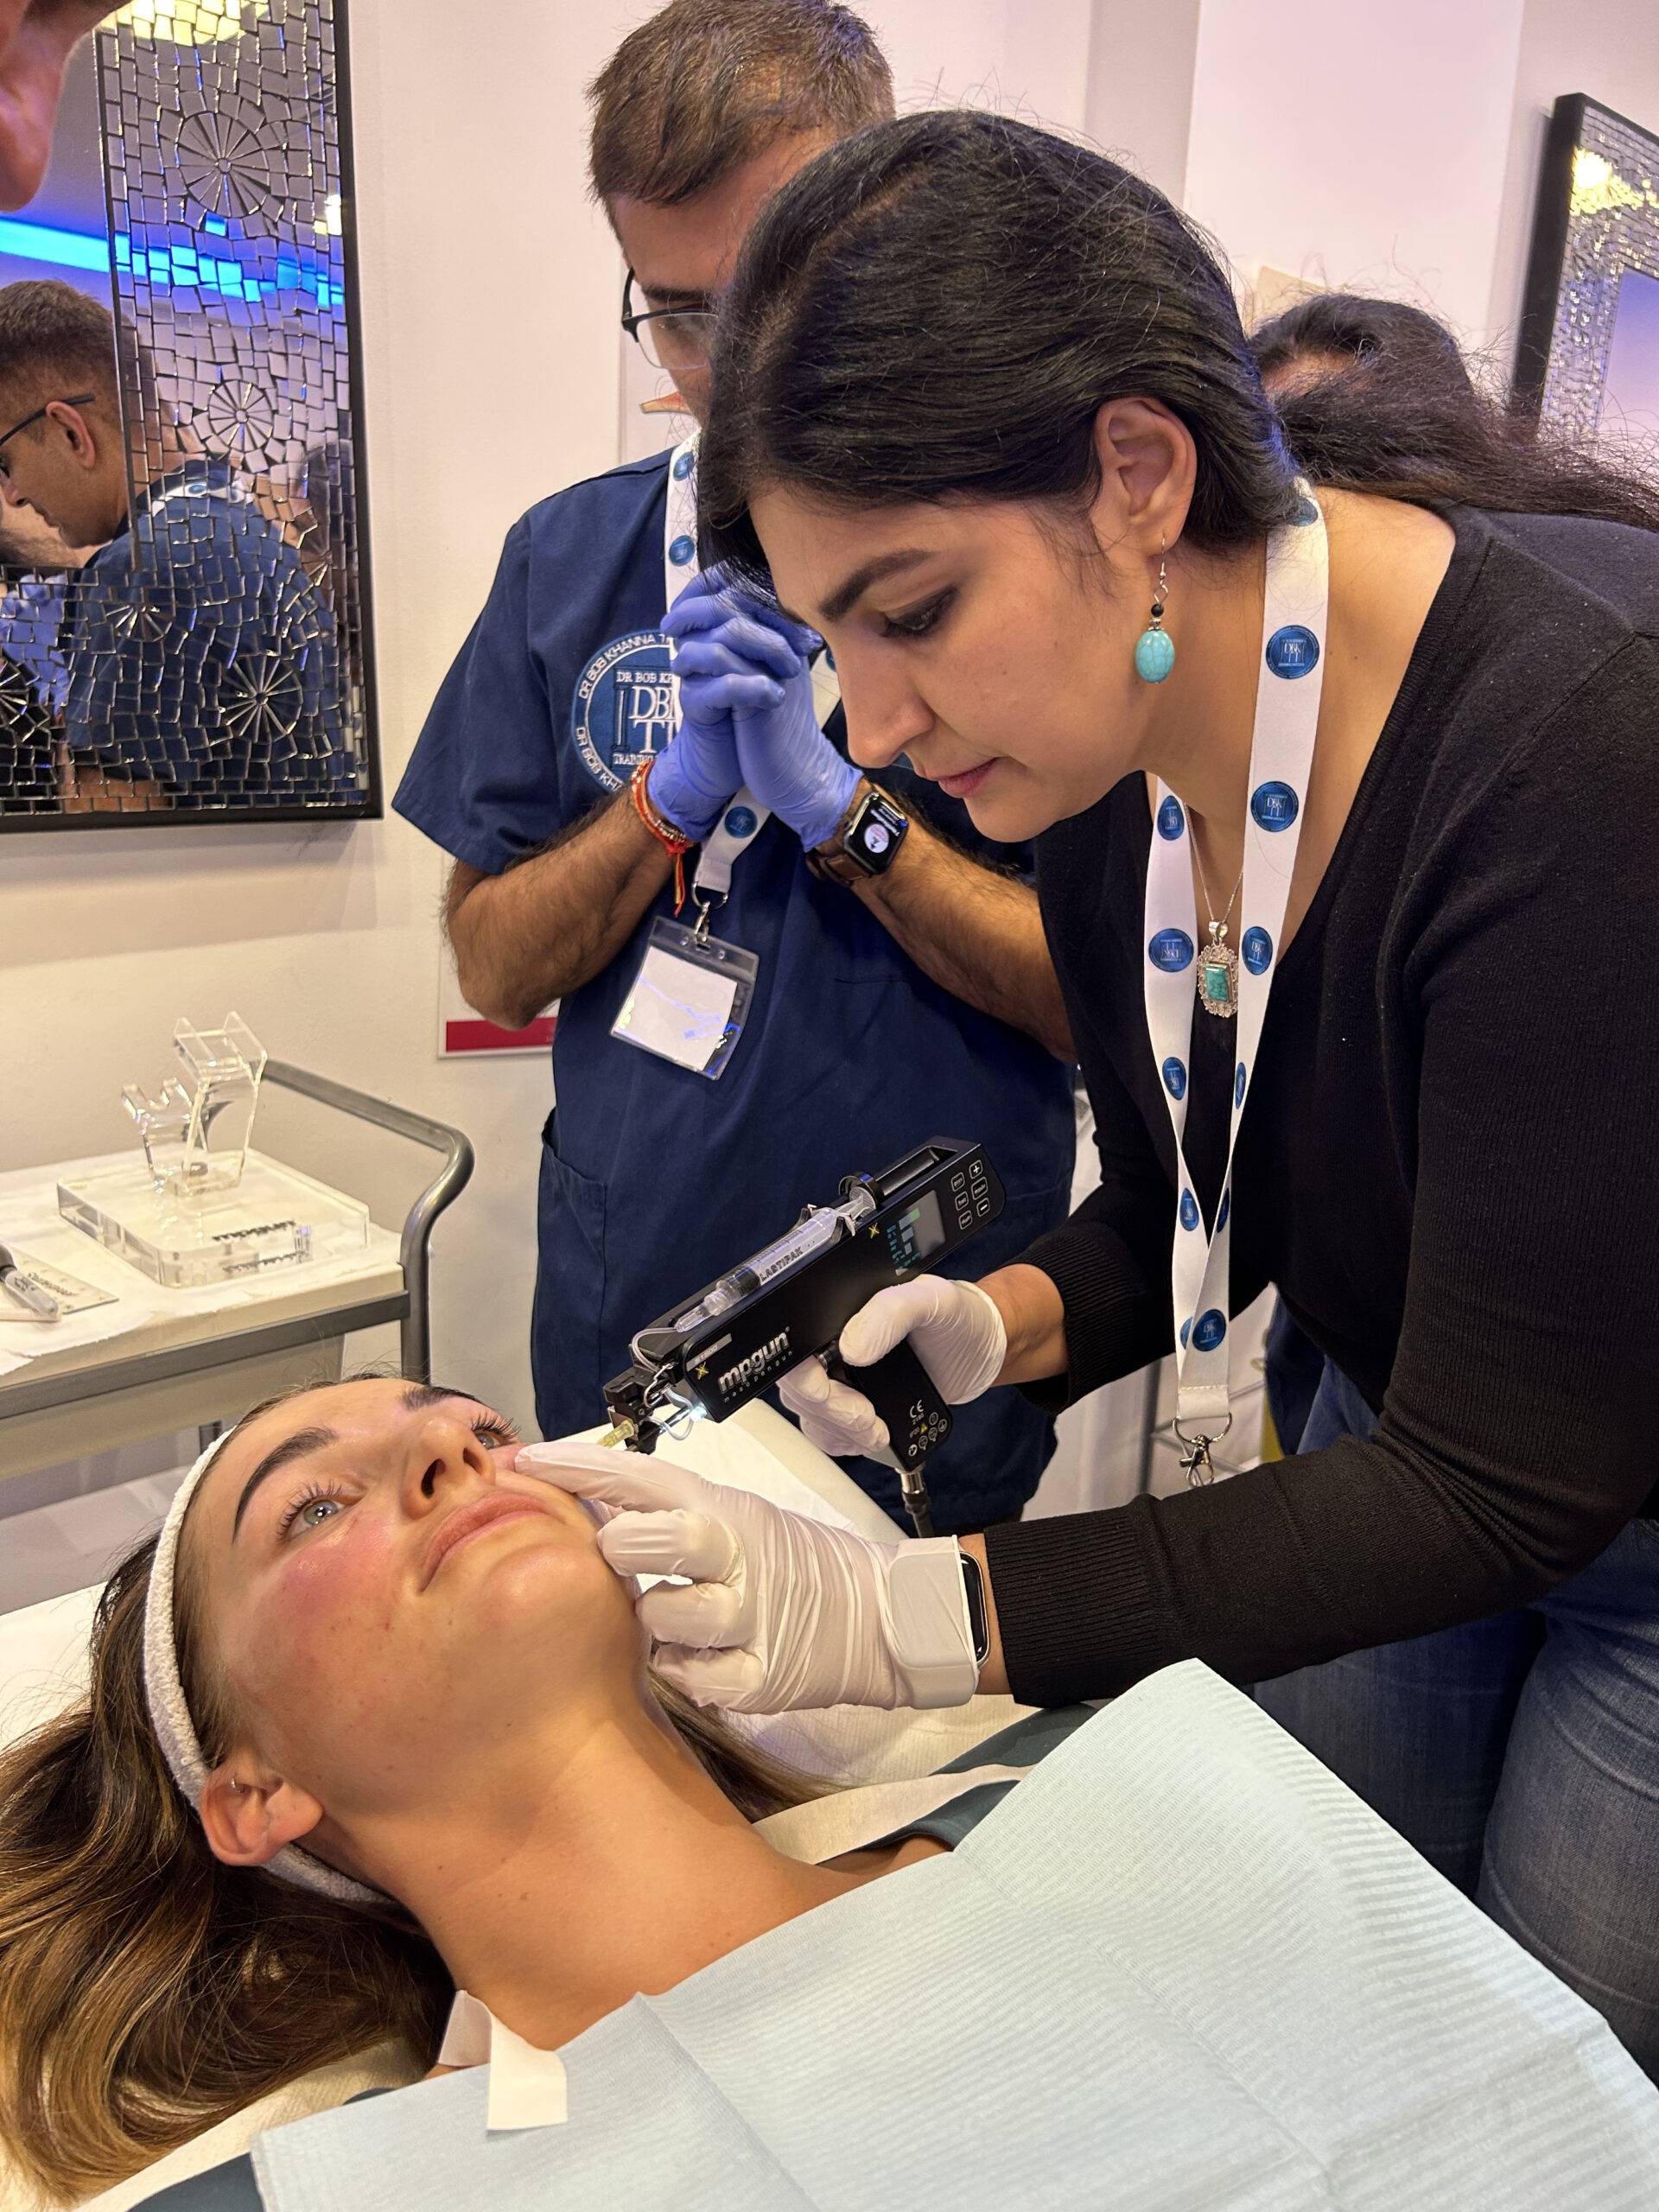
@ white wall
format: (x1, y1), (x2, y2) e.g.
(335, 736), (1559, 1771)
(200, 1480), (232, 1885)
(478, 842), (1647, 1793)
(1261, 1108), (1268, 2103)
(1184, 0), (1529, 352)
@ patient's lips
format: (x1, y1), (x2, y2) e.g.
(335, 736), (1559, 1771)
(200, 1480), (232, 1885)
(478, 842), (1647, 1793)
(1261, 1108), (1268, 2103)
(420, 1493), (550, 1589)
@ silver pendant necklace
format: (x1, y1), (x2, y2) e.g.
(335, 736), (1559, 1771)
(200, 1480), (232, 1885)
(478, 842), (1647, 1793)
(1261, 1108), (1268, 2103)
(1193, 842), (1243, 1019)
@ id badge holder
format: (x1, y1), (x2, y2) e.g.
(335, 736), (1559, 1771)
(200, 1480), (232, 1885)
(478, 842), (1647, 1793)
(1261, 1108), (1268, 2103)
(611, 893), (759, 1081)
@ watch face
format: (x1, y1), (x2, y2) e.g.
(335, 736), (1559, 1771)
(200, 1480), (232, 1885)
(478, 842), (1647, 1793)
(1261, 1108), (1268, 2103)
(845, 790), (907, 874)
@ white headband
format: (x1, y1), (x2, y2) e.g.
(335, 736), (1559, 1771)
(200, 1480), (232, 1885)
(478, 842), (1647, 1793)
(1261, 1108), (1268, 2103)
(143, 1431), (385, 1907)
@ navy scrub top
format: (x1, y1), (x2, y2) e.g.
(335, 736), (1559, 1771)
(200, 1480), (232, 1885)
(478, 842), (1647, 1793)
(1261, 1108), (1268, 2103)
(396, 449), (1075, 1528)
(64, 459), (354, 807)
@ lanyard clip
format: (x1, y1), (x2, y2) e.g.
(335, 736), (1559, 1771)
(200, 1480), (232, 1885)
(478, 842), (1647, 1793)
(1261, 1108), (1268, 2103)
(690, 887), (725, 947)
(1173, 1408), (1232, 1488)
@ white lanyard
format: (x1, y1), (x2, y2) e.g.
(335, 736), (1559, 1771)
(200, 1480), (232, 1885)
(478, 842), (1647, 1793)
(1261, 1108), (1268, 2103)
(663, 433), (767, 925)
(144, 479), (242, 514)
(661, 433), (846, 925)
(1142, 484), (1329, 1481)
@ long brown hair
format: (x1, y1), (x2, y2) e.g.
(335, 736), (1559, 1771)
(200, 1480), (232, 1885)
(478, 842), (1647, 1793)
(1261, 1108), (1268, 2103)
(0, 1503), (820, 2202)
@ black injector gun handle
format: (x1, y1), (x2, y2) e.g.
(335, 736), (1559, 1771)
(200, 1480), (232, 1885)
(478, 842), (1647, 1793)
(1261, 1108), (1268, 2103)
(602, 1139), (1002, 1534)
(826, 1335), (950, 1539)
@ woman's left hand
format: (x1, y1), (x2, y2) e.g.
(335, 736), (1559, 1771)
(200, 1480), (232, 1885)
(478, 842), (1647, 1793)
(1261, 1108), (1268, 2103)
(514, 1445), (980, 1713)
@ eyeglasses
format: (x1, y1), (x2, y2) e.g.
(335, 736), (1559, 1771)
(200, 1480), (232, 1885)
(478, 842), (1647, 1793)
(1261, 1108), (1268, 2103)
(0, 394), (94, 482)
(620, 271), (716, 375)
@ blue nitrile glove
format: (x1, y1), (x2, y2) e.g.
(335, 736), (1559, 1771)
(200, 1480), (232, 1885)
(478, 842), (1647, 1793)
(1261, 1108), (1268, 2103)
(645, 685), (741, 843)
(663, 575), (859, 852)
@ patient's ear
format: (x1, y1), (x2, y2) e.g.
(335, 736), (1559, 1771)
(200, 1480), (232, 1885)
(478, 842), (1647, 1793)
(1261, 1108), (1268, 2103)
(199, 1753), (324, 1867)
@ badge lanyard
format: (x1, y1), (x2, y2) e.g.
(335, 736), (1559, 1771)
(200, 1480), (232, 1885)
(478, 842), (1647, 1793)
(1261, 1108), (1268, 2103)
(613, 436), (841, 1080)
(1142, 483), (1329, 1481)
(662, 433), (770, 938)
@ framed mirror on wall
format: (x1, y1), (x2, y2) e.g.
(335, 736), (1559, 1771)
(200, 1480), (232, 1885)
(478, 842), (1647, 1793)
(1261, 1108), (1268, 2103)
(0, 0), (376, 830)
(1516, 93), (1659, 466)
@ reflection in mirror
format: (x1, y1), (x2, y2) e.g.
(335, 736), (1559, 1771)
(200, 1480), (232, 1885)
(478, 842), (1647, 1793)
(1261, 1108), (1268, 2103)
(0, 1), (375, 828)
(1517, 96), (1659, 474)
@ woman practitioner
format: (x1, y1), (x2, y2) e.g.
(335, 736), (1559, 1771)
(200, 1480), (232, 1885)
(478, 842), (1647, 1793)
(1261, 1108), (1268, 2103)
(569, 110), (1659, 2075)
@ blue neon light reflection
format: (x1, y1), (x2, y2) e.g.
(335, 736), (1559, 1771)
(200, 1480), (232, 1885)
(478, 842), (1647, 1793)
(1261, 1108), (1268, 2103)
(0, 215), (342, 310)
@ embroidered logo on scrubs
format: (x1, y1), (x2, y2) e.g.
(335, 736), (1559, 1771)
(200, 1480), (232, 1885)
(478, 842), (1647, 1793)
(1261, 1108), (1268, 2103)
(572, 632), (677, 791)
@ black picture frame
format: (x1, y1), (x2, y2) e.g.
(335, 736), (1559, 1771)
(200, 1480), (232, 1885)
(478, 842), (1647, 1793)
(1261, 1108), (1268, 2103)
(0, 0), (380, 836)
(1515, 92), (1659, 446)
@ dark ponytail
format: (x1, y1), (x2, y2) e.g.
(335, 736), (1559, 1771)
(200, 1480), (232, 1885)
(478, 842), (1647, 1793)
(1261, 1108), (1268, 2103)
(699, 111), (1659, 576)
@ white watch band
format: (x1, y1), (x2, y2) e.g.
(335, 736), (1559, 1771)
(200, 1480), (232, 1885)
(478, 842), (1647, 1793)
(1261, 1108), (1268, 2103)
(884, 1540), (980, 1708)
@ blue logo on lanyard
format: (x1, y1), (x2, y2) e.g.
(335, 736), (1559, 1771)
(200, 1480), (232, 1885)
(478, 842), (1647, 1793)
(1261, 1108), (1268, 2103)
(672, 449), (696, 481)
(1192, 1308), (1227, 1353)
(669, 533), (696, 566)
(1148, 928), (1195, 973)
(1249, 780), (1300, 832)
(1241, 925), (1274, 974)
(1290, 493), (1320, 526)
(722, 805), (758, 840)
(1179, 1190), (1199, 1232)
(1217, 1187), (1230, 1232)
(1235, 1061), (1247, 1108)
(571, 631), (677, 792)
(1179, 1316), (1193, 1351)
(1155, 794), (1185, 841)
(1265, 624), (1320, 677)
(1161, 1056), (1186, 1101)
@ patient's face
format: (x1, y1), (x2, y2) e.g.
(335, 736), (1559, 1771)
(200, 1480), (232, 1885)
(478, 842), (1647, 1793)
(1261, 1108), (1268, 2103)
(182, 1380), (642, 1824)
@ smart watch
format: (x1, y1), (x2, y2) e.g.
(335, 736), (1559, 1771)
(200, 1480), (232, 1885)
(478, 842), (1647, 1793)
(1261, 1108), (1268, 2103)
(807, 779), (910, 885)
(958, 1548), (991, 1672)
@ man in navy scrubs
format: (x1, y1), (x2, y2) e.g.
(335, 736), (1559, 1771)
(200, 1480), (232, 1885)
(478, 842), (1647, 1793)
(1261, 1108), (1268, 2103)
(0, 281), (351, 810)
(396, 0), (1075, 1529)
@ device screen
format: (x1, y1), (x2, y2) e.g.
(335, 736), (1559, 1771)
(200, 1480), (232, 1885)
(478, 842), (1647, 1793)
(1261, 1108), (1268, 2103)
(886, 1187), (946, 1271)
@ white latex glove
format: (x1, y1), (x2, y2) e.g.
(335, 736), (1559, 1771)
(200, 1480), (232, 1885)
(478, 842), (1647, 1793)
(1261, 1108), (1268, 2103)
(514, 1445), (978, 1713)
(778, 1277), (1008, 1459)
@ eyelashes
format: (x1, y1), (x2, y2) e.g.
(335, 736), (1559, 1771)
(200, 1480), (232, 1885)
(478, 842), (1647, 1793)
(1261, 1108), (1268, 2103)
(275, 1415), (520, 1539)
(880, 588), (953, 640)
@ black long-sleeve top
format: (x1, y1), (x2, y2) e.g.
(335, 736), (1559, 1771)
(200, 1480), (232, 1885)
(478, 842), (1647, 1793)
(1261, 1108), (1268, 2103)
(982, 505), (1659, 1706)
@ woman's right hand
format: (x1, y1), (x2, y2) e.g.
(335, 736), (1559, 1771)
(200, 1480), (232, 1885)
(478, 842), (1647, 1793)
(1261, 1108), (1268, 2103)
(779, 1276), (1011, 1459)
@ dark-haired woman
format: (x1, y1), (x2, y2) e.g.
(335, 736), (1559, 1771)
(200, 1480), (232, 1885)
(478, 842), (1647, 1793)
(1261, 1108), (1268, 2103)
(580, 110), (1659, 2076)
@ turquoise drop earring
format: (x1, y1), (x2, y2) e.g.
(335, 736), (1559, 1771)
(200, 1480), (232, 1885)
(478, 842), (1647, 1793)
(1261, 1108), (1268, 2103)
(1134, 547), (1174, 683)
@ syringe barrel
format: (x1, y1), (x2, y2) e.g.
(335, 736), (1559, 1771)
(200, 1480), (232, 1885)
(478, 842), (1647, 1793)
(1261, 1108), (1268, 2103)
(669, 1190), (875, 1338)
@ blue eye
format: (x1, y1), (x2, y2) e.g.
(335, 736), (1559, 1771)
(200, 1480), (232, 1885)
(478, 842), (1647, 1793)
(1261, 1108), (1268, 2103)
(881, 590), (952, 640)
(277, 1486), (348, 1539)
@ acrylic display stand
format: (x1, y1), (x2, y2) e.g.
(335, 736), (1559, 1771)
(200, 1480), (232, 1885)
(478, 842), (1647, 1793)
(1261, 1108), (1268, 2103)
(57, 1015), (368, 1288)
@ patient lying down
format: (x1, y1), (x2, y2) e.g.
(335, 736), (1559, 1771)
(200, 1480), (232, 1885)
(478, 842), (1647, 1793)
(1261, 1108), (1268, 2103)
(0, 1379), (965, 2205)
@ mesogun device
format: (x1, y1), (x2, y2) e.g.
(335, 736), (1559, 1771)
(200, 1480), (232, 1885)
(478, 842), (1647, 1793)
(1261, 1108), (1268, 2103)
(601, 1138), (1005, 1535)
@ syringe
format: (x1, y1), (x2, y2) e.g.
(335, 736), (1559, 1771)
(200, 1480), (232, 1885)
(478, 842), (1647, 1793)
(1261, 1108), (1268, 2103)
(665, 1187), (877, 1336)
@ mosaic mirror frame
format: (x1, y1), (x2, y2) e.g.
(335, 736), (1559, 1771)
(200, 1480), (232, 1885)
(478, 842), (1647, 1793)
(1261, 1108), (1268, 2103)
(0, 0), (378, 832)
(1515, 93), (1659, 444)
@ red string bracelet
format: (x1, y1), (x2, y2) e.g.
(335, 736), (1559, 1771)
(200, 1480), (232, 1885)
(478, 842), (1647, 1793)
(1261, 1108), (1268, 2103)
(630, 760), (695, 914)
